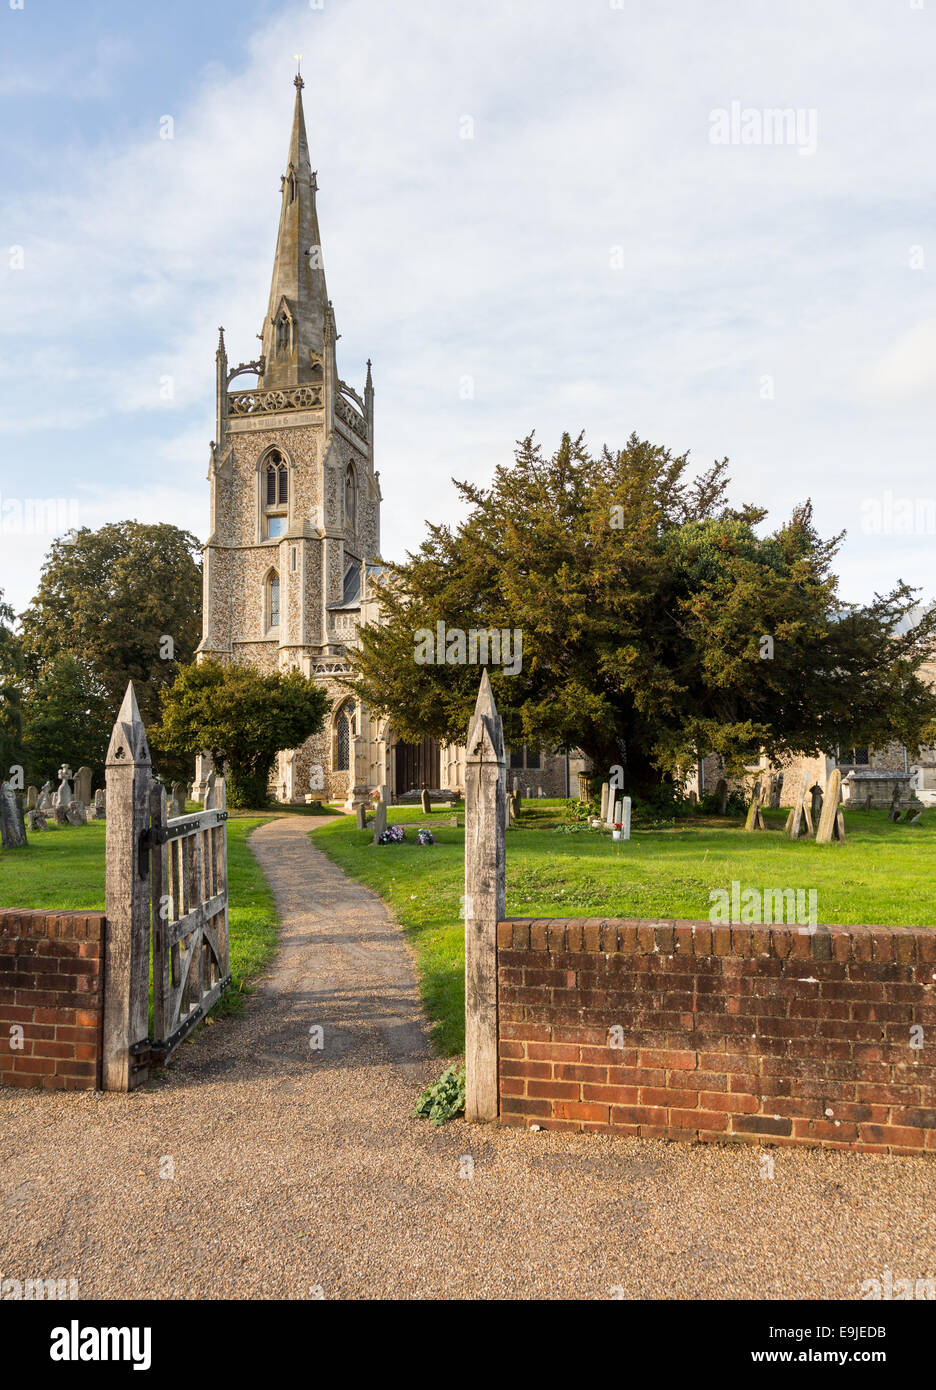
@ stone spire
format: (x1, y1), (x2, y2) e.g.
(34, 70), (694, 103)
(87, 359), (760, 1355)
(258, 74), (329, 390)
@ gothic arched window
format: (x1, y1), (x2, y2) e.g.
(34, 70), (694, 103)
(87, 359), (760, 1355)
(335, 703), (355, 772)
(265, 570), (280, 630)
(345, 464), (356, 533)
(262, 450), (288, 538)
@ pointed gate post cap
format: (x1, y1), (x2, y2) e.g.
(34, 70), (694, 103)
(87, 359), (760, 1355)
(466, 669), (504, 763)
(106, 682), (151, 768)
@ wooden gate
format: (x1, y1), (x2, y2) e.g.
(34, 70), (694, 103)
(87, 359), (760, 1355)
(103, 682), (230, 1090)
(148, 776), (230, 1059)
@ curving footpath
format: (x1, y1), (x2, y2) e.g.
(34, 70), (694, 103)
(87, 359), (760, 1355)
(1, 815), (935, 1299)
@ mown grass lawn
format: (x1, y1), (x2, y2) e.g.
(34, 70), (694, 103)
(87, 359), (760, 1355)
(0, 816), (278, 1003)
(311, 803), (936, 1057)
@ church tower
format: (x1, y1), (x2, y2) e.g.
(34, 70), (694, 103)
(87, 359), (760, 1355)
(197, 73), (383, 805)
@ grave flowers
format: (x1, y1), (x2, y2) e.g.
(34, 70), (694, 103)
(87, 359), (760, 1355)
(416, 828), (435, 845)
(379, 824), (406, 844)
(612, 822), (623, 841)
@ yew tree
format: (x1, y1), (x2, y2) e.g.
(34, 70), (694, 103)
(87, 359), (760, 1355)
(349, 432), (936, 795)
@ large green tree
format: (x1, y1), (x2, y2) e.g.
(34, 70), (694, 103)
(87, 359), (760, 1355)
(349, 432), (936, 794)
(153, 659), (330, 808)
(19, 521), (202, 727)
(20, 654), (112, 789)
(0, 590), (24, 779)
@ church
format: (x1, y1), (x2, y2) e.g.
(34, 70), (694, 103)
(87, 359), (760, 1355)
(194, 74), (581, 807)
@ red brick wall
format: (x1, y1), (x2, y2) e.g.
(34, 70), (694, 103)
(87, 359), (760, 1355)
(497, 918), (936, 1155)
(0, 911), (105, 1090)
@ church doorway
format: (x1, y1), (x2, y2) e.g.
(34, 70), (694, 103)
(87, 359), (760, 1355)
(395, 738), (440, 794)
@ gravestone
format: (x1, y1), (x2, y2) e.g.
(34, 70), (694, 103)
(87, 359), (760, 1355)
(372, 801), (387, 844)
(810, 784), (823, 825)
(620, 795), (632, 840)
(600, 782), (610, 821)
(510, 788), (522, 820)
(356, 804), (367, 830)
(744, 779), (765, 832)
(769, 773), (783, 809)
(26, 809), (47, 832)
(714, 778), (728, 815)
(26, 785), (38, 811)
(169, 782), (186, 820)
(54, 805), (69, 826)
(0, 782), (27, 848)
(90, 788), (107, 820)
(378, 783), (389, 806)
(816, 769), (845, 843)
(688, 790), (697, 806)
(420, 788), (431, 815)
(65, 803), (87, 827)
(785, 772), (813, 840)
(55, 765), (73, 808)
(75, 766), (93, 808)
(888, 786), (902, 823)
(38, 782), (54, 813)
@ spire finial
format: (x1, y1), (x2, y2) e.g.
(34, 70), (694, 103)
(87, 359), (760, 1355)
(293, 53), (304, 89)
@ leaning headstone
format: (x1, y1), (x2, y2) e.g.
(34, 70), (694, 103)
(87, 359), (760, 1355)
(26, 809), (47, 832)
(0, 782), (27, 848)
(65, 803), (87, 827)
(909, 810), (923, 825)
(169, 781), (186, 820)
(26, 785), (38, 811)
(786, 772), (813, 840)
(74, 766), (93, 808)
(356, 804), (367, 830)
(420, 788), (431, 815)
(714, 778), (728, 815)
(372, 801), (387, 844)
(816, 769), (844, 843)
(744, 779), (765, 832)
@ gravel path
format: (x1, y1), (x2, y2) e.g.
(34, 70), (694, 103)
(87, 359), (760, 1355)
(1, 815), (935, 1300)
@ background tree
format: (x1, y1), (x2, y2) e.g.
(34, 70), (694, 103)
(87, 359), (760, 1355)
(153, 659), (330, 808)
(20, 654), (111, 789)
(19, 521), (202, 727)
(350, 431), (936, 795)
(0, 590), (24, 779)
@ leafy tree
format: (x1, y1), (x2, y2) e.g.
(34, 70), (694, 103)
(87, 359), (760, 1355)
(153, 659), (330, 808)
(0, 591), (24, 779)
(349, 432), (936, 794)
(19, 521), (202, 727)
(20, 654), (111, 789)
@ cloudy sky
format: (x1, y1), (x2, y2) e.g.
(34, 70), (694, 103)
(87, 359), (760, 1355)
(1, 0), (934, 618)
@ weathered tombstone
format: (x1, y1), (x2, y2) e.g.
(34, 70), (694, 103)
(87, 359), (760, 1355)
(65, 803), (87, 827)
(169, 781), (186, 820)
(769, 772), (783, 809)
(420, 788), (431, 815)
(744, 779), (765, 832)
(0, 782), (27, 848)
(888, 785), (902, 823)
(816, 768), (845, 843)
(103, 683), (153, 1092)
(378, 783), (389, 806)
(26, 785), (38, 810)
(688, 789), (698, 806)
(909, 810), (923, 825)
(53, 805), (69, 826)
(810, 783), (823, 825)
(356, 804), (367, 830)
(90, 788), (107, 820)
(464, 670), (505, 1124)
(600, 782), (610, 821)
(55, 765), (73, 808)
(74, 766), (93, 808)
(372, 801), (387, 844)
(621, 795), (632, 841)
(510, 788), (522, 820)
(715, 777), (728, 815)
(26, 809), (47, 831)
(786, 772), (813, 840)
(577, 773), (590, 802)
(38, 781), (54, 813)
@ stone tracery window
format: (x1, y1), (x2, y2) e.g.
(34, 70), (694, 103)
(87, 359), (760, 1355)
(335, 702), (356, 772)
(265, 570), (280, 630)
